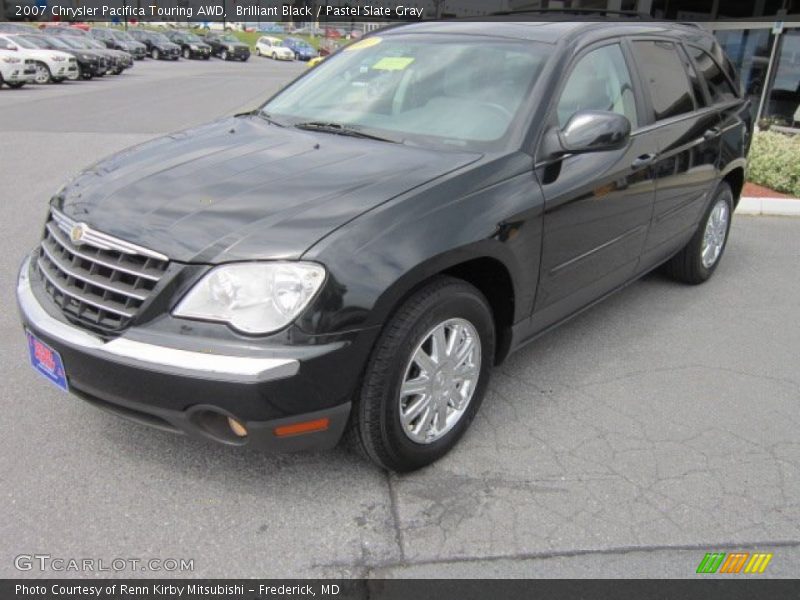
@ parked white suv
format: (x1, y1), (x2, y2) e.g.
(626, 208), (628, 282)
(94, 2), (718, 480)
(0, 34), (78, 84)
(255, 36), (294, 61)
(0, 49), (35, 88)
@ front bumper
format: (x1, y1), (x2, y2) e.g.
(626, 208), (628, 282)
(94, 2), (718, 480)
(16, 255), (360, 452)
(3, 66), (35, 83)
(188, 47), (211, 59)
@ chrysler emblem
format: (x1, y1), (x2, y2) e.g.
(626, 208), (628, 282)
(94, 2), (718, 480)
(70, 223), (87, 245)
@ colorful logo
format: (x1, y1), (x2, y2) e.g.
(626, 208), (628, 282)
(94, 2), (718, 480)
(696, 552), (773, 574)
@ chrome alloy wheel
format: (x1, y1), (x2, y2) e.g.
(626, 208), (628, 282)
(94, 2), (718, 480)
(702, 198), (730, 268)
(34, 63), (50, 84)
(399, 318), (481, 444)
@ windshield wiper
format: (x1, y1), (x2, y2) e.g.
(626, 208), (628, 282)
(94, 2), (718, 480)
(293, 121), (400, 144)
(241, 110), (287, 127)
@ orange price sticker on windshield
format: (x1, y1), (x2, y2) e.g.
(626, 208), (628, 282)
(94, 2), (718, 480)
(372, 57), (415, 71)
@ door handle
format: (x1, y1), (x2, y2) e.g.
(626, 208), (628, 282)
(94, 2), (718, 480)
(704, 127), (722, 141)
(631, 153), (657, 169)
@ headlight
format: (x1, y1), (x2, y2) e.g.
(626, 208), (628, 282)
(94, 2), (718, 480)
(173, 262), (325, 334)
(1, 56), (21, 63)
(51, 55), (66, 61)
(189, 44), (198, 50)
(227, 45), (235, 51)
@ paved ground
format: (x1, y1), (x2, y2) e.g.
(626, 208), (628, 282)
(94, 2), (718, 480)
(1, 57), (799, 579)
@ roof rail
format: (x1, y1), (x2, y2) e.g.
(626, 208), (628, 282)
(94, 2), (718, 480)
(490, 7), (653, 19)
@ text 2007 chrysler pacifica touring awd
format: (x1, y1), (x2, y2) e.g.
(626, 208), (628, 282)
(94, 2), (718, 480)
(17, 21), (751, 471)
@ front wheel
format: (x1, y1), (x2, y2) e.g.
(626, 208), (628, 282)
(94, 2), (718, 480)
(183, 48), (191, 59)
(33, 62), (51, 84)
(349, 276), (495, 472)
(151, 48), (160, 60)
(220, 49), (229, 61)
(663, 182), (733, 284)
(7, 81), (25, 89)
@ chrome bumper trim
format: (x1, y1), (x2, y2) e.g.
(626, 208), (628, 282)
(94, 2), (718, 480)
(17, 256), (299, 384)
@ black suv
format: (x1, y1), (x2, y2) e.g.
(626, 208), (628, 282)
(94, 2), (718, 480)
(89, 27), (147, 60)
(164, 30), (212, 60)
(128, 30), (181, 61)
(17, 21), (751, 471)
(203, 32), (251, 61)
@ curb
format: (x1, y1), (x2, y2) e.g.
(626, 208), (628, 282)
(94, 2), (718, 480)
(736, 197), (800, 216)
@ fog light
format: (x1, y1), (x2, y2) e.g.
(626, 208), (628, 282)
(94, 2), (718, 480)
(274, 418), (330, 438)
(227, 417), (248, 438)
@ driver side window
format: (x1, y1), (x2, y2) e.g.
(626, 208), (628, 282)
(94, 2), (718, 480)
(557, 44), (638, 129)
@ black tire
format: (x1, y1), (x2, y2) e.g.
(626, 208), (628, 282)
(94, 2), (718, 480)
(348, 276), (495, 472)
(7, 81), (25, 89)
(183, 47), (191, 59)
(221, 49), (229, 61)
(663, 182), (734, 284)
(151, 48), (160, 60)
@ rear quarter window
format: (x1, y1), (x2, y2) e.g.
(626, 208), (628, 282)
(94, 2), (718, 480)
(688, 45), (739, 104)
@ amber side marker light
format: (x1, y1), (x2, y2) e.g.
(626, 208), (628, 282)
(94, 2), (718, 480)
(227, 417), (248, 438)
(274, 418), (330, 438)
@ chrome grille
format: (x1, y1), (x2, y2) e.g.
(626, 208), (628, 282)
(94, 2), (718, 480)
(35, 209), (169, 335)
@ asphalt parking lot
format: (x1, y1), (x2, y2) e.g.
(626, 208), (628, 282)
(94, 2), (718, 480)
(1, 57), (799, 579)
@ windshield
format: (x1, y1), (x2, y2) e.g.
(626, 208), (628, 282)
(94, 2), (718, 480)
(8, 36), (38, 49)
(182, 33), (202, 43)
(262, 34), (551, 149)
(86, 39), (106, 50)
(19, 35), (47, 49)
(43, 36), (71, 50)
(150, 34), (170, 43)
(111, 30), (133, 42)
(219, 34), (239, 43)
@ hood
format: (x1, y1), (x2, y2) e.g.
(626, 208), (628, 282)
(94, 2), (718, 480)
(23, 48), (71, 61)
(54, 116), (480, 263)
(224, 41), (249, 49)
(158, 42), (180, 50)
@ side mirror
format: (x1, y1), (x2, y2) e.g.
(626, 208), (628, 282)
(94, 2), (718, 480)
(543, 110), (631, 158)
(5, 42), (17, 51)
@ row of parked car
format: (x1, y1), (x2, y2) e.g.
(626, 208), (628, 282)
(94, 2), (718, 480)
(0, 22), (316, 89)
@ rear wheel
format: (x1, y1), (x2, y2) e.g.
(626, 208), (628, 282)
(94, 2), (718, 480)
(256, 47), (261, 56)
(348, 276), (495, 472)
(663, 182), (733, 284)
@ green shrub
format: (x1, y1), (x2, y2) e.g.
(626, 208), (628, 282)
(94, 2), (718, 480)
(747, 130), (800, 196)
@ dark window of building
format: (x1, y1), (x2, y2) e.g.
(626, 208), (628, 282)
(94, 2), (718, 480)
(633, 41), (695, 121)
(689, 46), (738, 103)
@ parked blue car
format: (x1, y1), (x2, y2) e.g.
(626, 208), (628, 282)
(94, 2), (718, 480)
(282, 37), (317, 61)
